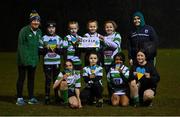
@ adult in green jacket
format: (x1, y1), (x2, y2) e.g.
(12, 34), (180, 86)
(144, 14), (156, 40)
(16, 10), (42, 105)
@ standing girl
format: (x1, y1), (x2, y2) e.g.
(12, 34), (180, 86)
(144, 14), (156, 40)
(40, 21), (63, 104)
(83, 20), (103, 66)
(63, 21), (82, 72)
(100, 20), (122, 73)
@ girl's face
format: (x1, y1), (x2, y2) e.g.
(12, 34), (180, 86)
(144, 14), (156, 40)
(137, 51), (146, 64)
(47, 26), (56, 35)
(115, 56), (123, 64)
(89, 54), (98, 66)
(105, 23), (115, 35)
(65, 61), (73, 70)
(133, 16), (141, 27)
(69, 24), (78, 35)
(88, 22), (98, 34)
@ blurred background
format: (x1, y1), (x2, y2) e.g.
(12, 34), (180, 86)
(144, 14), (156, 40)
(1, 0), (180, 51)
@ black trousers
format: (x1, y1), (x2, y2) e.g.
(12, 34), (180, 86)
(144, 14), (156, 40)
(81, 82), (103, 104)
(43, 64), (60, 98)
(16, 65), (36, 99)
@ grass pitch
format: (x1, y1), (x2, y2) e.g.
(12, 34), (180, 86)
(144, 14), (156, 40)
(0, 49), (180, 116)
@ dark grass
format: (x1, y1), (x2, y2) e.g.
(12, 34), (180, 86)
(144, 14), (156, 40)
(0, 49), (180, 116)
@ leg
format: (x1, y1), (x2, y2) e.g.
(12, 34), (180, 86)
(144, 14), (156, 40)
(111, 94), (120, 106)
(16, 65), (26, 98)
(44, 65), (52, 97)
(52, 65), (60, 99)
(80, 88), (91, 105)
(143, 89), (154, 106)
(27, 66), (36, 99)
(92, 82), (103, 107)
(60, 80), (68, 103)
(129, 80), (139, 106)
(119, 95), (129, 107)
(69, 96), (79, 108)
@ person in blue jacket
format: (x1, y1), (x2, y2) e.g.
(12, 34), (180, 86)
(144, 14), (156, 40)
(128, 11), (159, 66)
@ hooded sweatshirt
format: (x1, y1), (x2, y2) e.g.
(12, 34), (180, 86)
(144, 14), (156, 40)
(128, 11), (158, 61)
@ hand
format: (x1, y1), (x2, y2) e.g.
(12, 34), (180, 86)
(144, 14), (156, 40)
(78, 103), (82, 108)
(133, 72), (137, 76)
(99, 35), (104, 41)
(129, 59), (133, 66)
(77, 38), (81, 42)
(118, 68), (122, 73)
(46, 44), (50, 49)
(63, 74), (68, 80)
(89, 74), (95, 79)
(145, 73), (150, 78)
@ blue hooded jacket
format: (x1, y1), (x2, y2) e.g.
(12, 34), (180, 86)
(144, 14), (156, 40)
(128, 11), (159, 62)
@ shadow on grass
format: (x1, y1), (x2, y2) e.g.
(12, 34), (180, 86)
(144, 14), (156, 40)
(0, 95), (16, 104)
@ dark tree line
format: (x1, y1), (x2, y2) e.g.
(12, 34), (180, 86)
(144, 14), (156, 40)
(0, 0), (180, 51)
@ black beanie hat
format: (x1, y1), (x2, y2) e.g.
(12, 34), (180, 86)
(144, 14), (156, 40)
(46, 20), (56, 27)
(29, 10), (40, 22)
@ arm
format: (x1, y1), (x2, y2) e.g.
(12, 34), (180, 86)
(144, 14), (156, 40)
(18, 28), (26, 64)
(103, 33), (121, 49)
(53, 72), (65, 89)
(150, 26), (159, 48)
(150, 65), (160, 89)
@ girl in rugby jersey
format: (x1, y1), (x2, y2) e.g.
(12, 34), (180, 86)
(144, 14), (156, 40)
(40, 21), (63, 104)
(107, 52), (129, 106)
(100, 20), (122, 73)
(81, 52), (103, 107)
(53, 59), (82, 108)
(63, 21), (82, 71)
(83, 19), (103, 66)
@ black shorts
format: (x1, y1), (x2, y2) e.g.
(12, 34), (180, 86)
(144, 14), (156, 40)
(68, 89), (76, 98)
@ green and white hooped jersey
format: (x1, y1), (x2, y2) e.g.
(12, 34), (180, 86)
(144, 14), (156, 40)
(58, 70), (81, 92)
(103, 32), (121, 65)
(63, 34), (81, 65)
(107, 64), (129, 87)
(83, 65), (103, 85)
(42, 35), (62, 65)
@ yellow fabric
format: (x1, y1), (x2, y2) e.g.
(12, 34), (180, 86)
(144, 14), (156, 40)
(137, 72), (144, 80)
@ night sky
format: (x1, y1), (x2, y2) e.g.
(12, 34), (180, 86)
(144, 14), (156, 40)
(1, 0), (180, 51)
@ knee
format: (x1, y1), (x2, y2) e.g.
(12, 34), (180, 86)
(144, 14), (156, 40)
(129, 80), (137, 88)
(121, 101), (129, 107)
(111, 94), (119, 106)
(60, 81), (68, 90)
(70, 101), (79, 108)
(143, 89), (154, 101)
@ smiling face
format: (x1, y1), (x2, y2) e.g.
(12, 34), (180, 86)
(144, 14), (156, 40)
(47, 26), (56, 35)
(115, 56), (123, 65)
(133, 16), (141, 27)
(137, 51), (146, 65)
(65, 61), (73, 70)
(89, 54), (98, 66)
(88, 22), (98, 34)
(105, 22), (115, 35)
(69, 23), (79, 36)
(30, 19), (40, 30)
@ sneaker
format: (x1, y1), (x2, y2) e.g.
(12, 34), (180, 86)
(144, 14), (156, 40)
(16, 98), (26, 106)
(96, 99), (103, 107)
(44, 96), (50, 105)
(28, 97), (38, 104)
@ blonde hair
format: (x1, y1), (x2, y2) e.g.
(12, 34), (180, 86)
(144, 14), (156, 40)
(68, 21), (79, 28)
(104, 20), (118, 30)
(87, 19), (98, 29)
